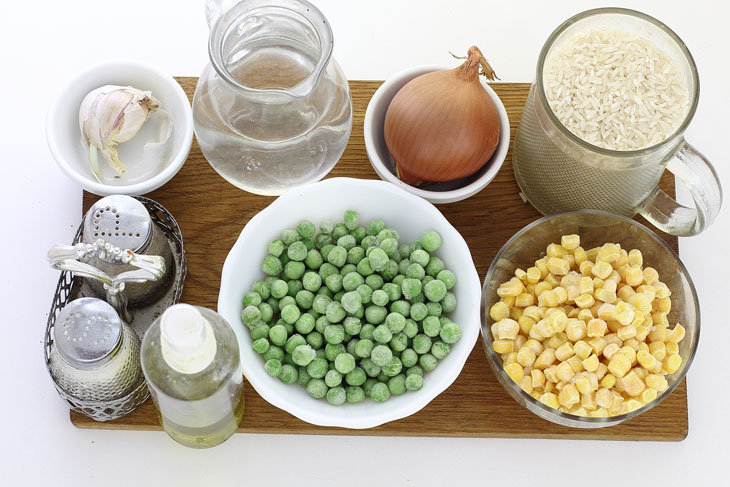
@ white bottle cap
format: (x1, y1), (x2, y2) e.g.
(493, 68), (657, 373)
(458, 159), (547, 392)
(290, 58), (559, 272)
(160, 304), (217, 374)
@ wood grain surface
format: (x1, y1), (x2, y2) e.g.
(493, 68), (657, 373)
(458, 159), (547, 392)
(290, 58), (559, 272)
(73, 78), (688, 441)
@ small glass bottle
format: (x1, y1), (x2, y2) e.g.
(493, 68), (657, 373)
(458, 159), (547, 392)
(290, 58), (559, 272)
(141, 304), (244, 448)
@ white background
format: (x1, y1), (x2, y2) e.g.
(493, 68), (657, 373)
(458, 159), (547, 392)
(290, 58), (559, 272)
(2, 0), (728, 485)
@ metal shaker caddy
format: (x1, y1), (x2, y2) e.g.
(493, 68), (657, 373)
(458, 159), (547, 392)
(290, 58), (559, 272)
(44, 195), (187, 421)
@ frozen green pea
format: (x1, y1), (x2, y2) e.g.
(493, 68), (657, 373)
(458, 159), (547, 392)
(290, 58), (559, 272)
(243, 291), (262, 307)
(312, 294), (332, 315)
(296, 220), (316, 239)
(403, 319), (419, 339)
(390, 300), (410, 317)
(398, 259), (411, 275)
(356, 257), (374, 276)
(346, 386), (365, 403)
(440, 321), (461, 344)
(370, 382), (390, 402)
(398, 244), (412, 259)
(405, 373), (424, 391)
(315, 348), (326, 359)
(363, 378), (378, 397)
(359, 323), (375, 341)
(325, 273), (343, 293)
(419, 353), (438, 371)
(401, 278), (422, 300)
(302, 271), (322, 292)
(385, 312), (406, 333)
(306, 357), (328, 378)
(389, 332), (408, 353)
(262, 255), (283, 276)
(314, 233), (332, 249)
(283, 353), (296, 368)
(263, 345), (284, 362)
(346, 338), (358, 356)
(332, 224), (348, 240)
(251, 323), (270, 340)
(305, 249), (324, 269)
(371, 289), (389, 307)
(426, 302), (442, 317)
(319, 220), (334, 234)
(351, 225), (366, 241)
(437, 270), (456, 290)
(366, 219), (385, 236)
(382, 282), (402, 301)
(364, 274), (383, 290)
(424, 279), (448, 303)
(431, 341), (451, 360)
(270, 279), (288, 299)
(400, 348), (418, 368)
(307, 331), (323, 349)
(303, 238), (314, 251)
(347, 246), (365, 265)
(360, 235), (377, 251)
(241, 305), (261, 327)
(406, 263), (425, 280)
(325, 369), (342, 387)
(382, 356), (403, 377)
(280, 253), (290, 266)
(373, 324), (392, 344)
(361, 358), (381, 378)
(281, 229), (301, 246)
(410, 249), (430, 267)
(408, 302), (427, 321)
(370, 344), (393, 367)
(268, 240), (285, 257)
(380, 260), (399, 281)
(287, 279), (303, 297)
(388, 374), (407, 395)
(345, 367), (367, 386)
(324, 324), (345, 344)
(425, 256), (445, 277)
(257, 303), (273, 323)
(421, 230), (442, 252)
(441, 292), (457, 313)
(379, 237), (398, 256)
(295, 290), (314, 309)
(285, 334), (306, 354)
(325, 343), (346, 361)
(327, 386), (346, 405)
(343, 317), (362, 336)
(307, 378), (327, 399)
(334, 353), (356, 374)
(266, 298), (280, 317)
(268, 324), (288, 346)
(422, 316), (441, 337)
(281, 304), (300, 324)
(265, 359), (283, 377)
(406, 365), (424, 377)
(337, 234), (356, 251)
(294, 313), (314, 335)
(365, 305), (387, 324)
(280, 319), (294, 335)
(252, 281), (270, 300)
(297, 366), (311, 386)
(392, 274), (406, 286)
(287, 241), (308, 261)
(413, 334), (432, 355)
(325, 302), (346, 323)
(356, 284), (373, 304)
(341, 272), (363, 291)
(354, 338), (374, 358)
(377, 228), (399, 242)
(284, 261), (305, 280)
(339, 264), (357, 277)
(320, 244), (335, 261)
(279, 364), (298, 384)
(343, 210), (360, 230)
(318, 263), (338, 280)
(368, 248), (389, 271)
(252, 338), (270, 354)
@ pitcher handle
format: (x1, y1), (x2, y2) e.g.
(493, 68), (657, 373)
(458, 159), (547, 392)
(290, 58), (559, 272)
(205, 0), (238, 29)
(638, 140), (723, 236)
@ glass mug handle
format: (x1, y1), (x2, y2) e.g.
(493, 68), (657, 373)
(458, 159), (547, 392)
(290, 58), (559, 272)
(638, 140), (723, 236)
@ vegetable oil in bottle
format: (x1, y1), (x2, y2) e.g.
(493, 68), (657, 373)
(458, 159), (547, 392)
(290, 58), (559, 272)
(141, 304), (244, 448)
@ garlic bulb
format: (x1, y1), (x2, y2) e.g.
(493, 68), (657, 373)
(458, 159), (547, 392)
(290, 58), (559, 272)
(79, 85), (160, 178)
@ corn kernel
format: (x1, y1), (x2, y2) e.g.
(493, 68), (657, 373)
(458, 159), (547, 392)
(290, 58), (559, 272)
(579, 260), (594, 277)
(535, 258), (549, 277)
(641, 388), (658, 404)
(619, 371), (646, 397)
(530, 368), (544, 388)
(577, 309), (594, 322)
(558, 384), (580, 408)
(534, 348), (556, 369)
(593, 287), (617, 304)
(602, 342), (620, 360)
(654, 282), (671, 299)
(575, 374), (593, 395)
(546, 243), (568, 258)
(666, 341), (679, 355)
(525, 266), (541, 284)
(539, 392), (559, 409)
(504, 362), (524, 383)
(515, 268), (528, 281)
(538, 290), (559, 308)
(637, 285), (657, 301)
(625, 265), (644, 287)
(566, 286), (581, 302)
(501, 296), (516, 309)
(604, 333), (623, 347)
(503, 352), (517, 365)
(655, 297), (672, 315)
(609, 392), (624, 412)
(556, 361), (575, 382)
(630, 310), (645, 328)
(521, 339), (542, 355)
(523, 306), (541, 321)
(572, 340), (592, 360)
(544, 273), (560, 287)
(597, 303), (616, 321)
(546, 332), (568, 350)
(595, 363), (608, 380)
(626, 399), (643, 412)
(544, 381), (555, 393)
(607, 352), (632, 378)
(613, 302), (635, 326)
(518, 375), (533, 394)
(633, 366), (648, 380)
(595, 388), (612, 408)
(586, 318), (608, 338)
(515, 335), (526, 349)
(574, 293), (595, 309)
(628, 249), (643, 266)
(592, 260), (613, 279)
(566, 355), (584, 373)
(637, 350), (659, 370)
(597, 243), (620, 263)
(554, 286), (568, 304)
(495, 319), (520, 340)
(558, 234), (579, 251)
(649, 324), (670, 342)
(586, 340), (607, 361)
(623, 338), (639, 351)
(565, 319), (587, 341)
(593, 277), (605, 290)
(492, 339), (514, 354)
(591, 407), (609, 417)
(581, 391), (597, 410)
(617, 324), (637, 341)
(544, 365), (559, 383)
(573, 246), (587, 264)
(643, 267), (659, 285)
(510, 307), (522, 321)
(646, 374), (668, 392)
(489, 301), (510, 323)
(582, 353), (600, 372)
(616, 250), (629, 268)
(617, 284), (635, 301)
(516, 347), (537, 368)
(635, 325), (650, 341)
(515, 317), (533, 336)
(620, 346), (637, 364)
(600, 373), (616, 389)
(648, 342), (666, 361)
(663, 354), (682, 374)
(606, 319), (620, 333)
(514, 293), (535, 308)
(602, 279), (618, 294)
(497, 278), (524, 297)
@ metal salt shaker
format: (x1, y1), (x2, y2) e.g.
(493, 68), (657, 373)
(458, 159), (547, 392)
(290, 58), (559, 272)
(82, 195), (174, 305)
(48, 298), (144, 402)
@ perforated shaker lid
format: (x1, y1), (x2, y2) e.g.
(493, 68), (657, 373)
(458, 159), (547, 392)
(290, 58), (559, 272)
(83, 195), (152, 255)
(160, 304), (217, 375)
(53, 298), (122, 369)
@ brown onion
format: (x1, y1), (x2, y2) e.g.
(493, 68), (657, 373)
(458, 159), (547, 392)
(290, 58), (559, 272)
(384, 46), (500, 185)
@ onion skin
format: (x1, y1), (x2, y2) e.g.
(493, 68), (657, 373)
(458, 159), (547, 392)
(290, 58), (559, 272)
(384, 46), (500, 185)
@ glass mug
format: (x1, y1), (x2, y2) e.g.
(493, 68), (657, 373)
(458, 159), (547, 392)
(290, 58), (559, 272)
(513, 8), (722, 236)
(194, 0), (353, 196)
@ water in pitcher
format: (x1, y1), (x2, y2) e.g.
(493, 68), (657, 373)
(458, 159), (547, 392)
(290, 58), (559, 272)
(512, 85), (666, 217)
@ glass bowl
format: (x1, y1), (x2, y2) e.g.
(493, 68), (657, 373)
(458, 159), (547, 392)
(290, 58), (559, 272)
(480, 210), (700, 428)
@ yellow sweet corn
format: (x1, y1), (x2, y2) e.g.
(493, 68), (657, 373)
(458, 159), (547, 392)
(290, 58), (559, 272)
(641, 388), (658, 404)
(628, 249), (643, 267)
(645, 374), (668, 392)
(613, 301), (635, 326)
(516, 347), (537, 368)
(547, 243), (568, 258)
(573, 340), (592, 360)
(643, 267), (659, 285)
(665, 341), (679, 355)
(495, 318), (520, 340)
(619, 371), (646, 397)
(558, 384), (580, 408)
(592, 260), (613, 280)
(582, 353), (600, 372)
(608, 352), (632, 378)
(515, 292), (535, 308)
(504, 362), (524, 383)
(663, 354), (682, 374)
(561, 234), (580, 251)
(489, 301), (510, 321)
(600, 373), (617, 389)
(492, 339), (514, 354)
(539, 392), (559, 409)
(534, 348), (556, 369)
(565, 319), (587, 341)
(625, 265), (644, 287)
(588, 337), (607, 356)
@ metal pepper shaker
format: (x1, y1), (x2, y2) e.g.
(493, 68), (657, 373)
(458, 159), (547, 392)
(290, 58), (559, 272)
(48, 297), (145, 403)
(81, 195), (174, 305)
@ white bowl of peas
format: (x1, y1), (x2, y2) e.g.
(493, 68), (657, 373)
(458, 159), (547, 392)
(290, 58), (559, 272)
(482, 210), (700, 428)
(219, 177), (482, 429)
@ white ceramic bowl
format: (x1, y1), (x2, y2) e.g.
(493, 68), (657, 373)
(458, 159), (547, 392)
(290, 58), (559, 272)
(46, 60), (193, 196)
(364, 65), (510, 204)
(218, 177), (481, 429)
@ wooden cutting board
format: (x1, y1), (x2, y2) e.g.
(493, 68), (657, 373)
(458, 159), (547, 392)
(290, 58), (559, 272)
(73, 79), (688, 441)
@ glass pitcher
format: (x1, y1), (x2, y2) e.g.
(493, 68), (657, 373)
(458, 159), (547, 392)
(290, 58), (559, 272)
(512, 8), (722, 236)
(193, 0), (353, 195)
